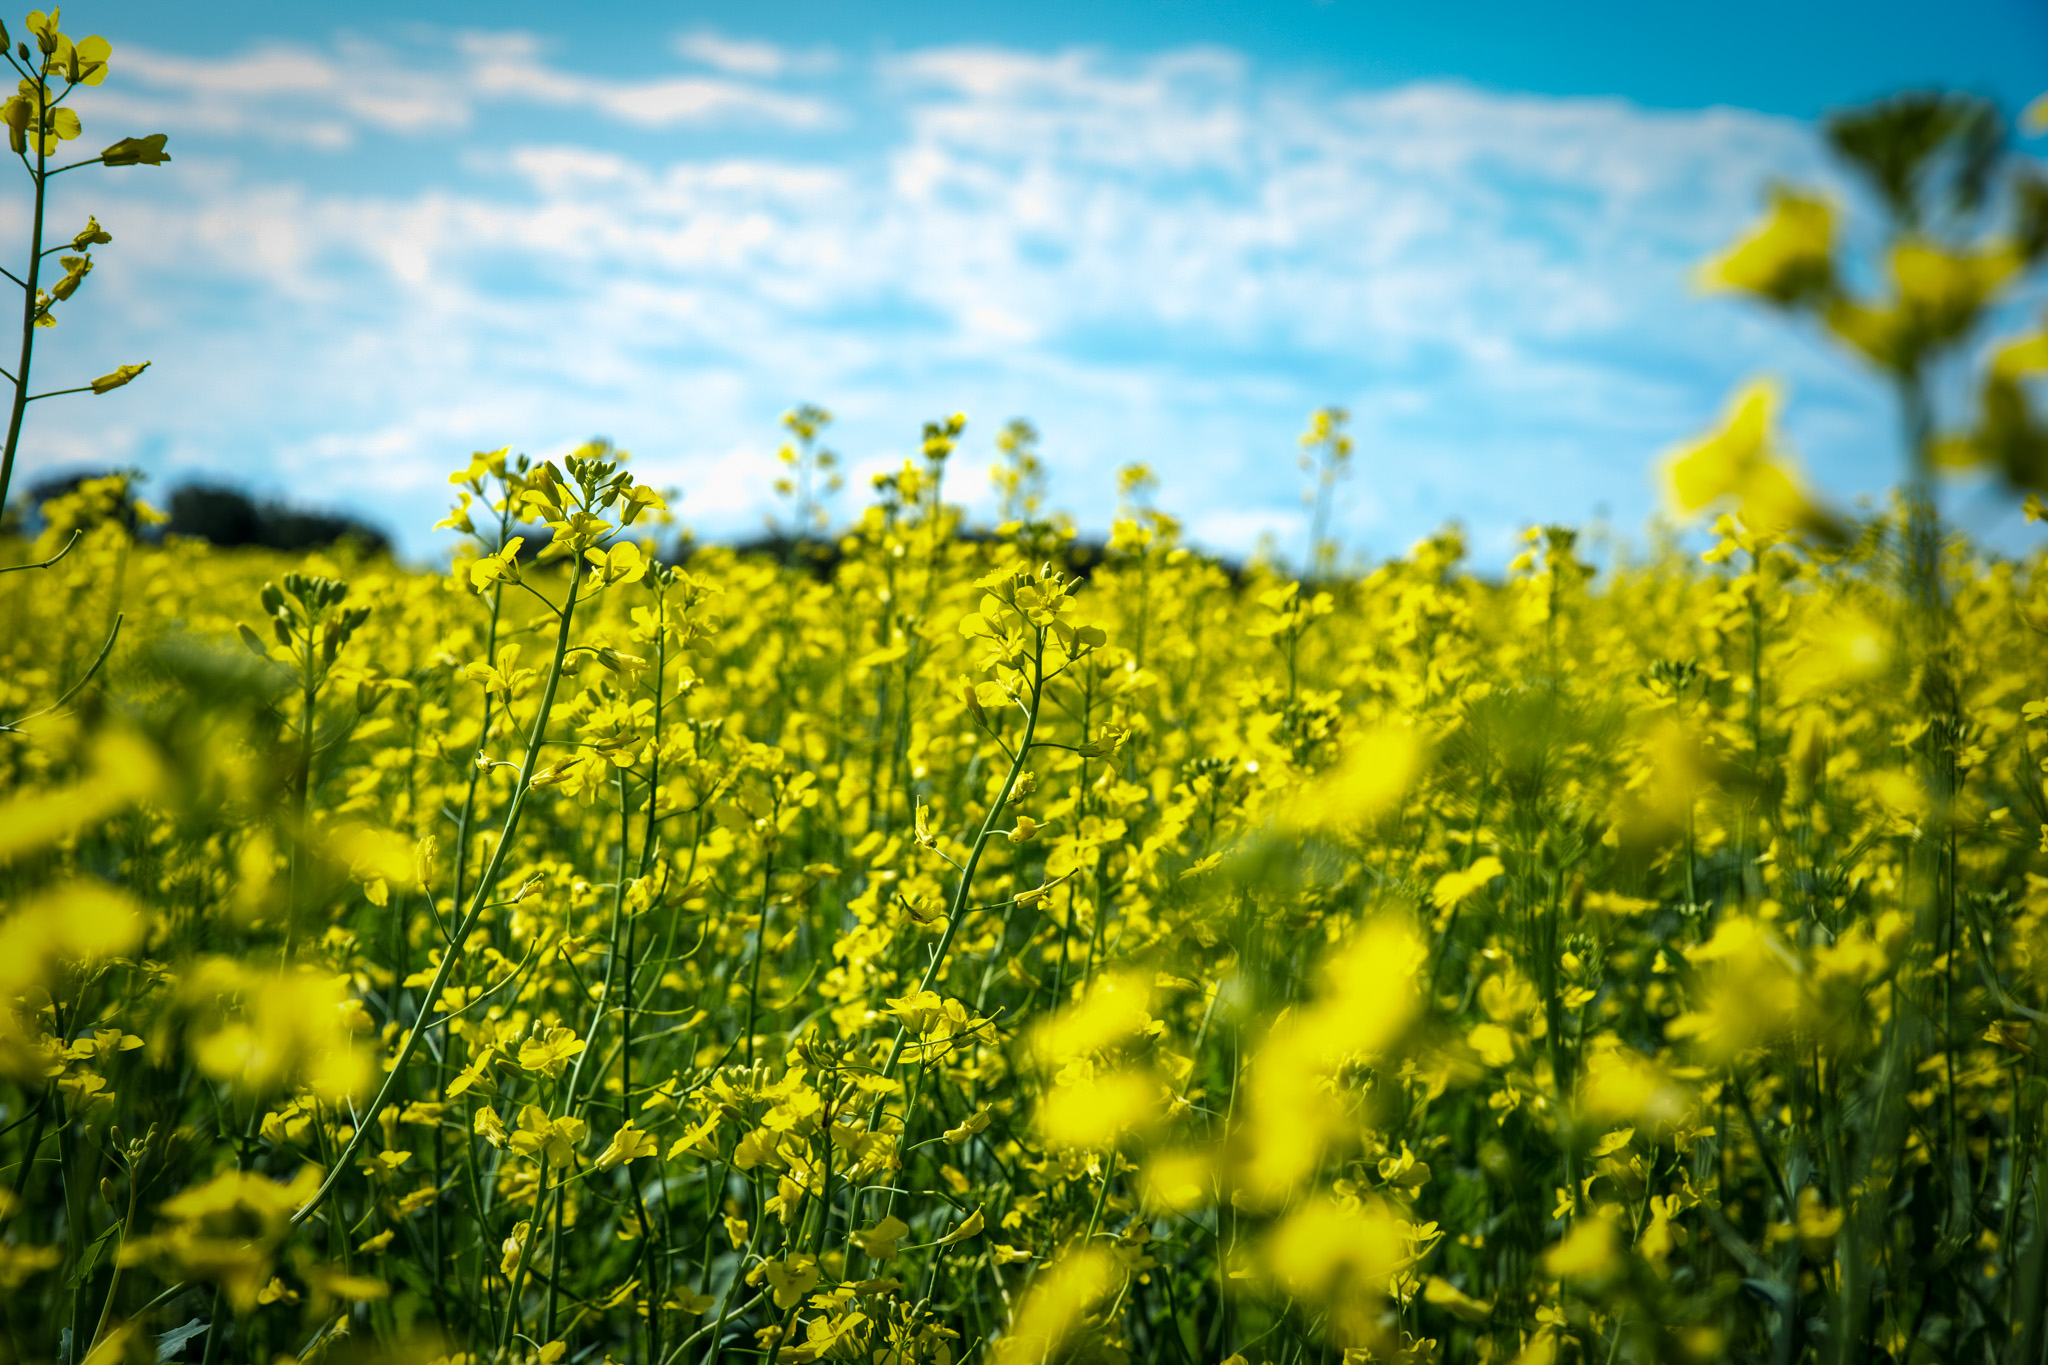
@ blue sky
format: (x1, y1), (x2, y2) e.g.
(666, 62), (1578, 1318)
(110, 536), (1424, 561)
(14, 1), (2048, 564)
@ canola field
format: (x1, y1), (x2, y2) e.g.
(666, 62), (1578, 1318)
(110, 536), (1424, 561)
(8, 437), (2048, 1365)
(6, 9), (2048, 1365)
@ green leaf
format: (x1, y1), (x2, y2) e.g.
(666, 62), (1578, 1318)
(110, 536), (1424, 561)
(65, 1218), (120, 1287)
(156, 1318), (209, 1362)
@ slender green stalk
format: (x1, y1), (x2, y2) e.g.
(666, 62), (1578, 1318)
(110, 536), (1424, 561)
(292, 560), (588, 1230)
(0, 86), (49, 522)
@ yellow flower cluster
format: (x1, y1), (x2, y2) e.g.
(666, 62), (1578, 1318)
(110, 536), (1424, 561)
(3, 414), (2047, 1364)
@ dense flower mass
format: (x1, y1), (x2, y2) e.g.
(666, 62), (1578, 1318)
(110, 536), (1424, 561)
(2, 11), (2048, 1363)
(5, 436), (2048, 1365)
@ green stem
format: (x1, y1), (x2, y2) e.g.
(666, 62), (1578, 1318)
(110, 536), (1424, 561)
(0, 99), (48, 523)
(878, 628), (1045, 1086)
(498, 1153), (551, 1357)
(85, 1163), (138, 1354)
(743, 838), (776, 1070)
(291, 560), (587, 1231)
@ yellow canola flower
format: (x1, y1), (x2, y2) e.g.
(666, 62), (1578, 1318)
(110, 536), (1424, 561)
(1577, 1036), (1693, 1131)
(1240, 914), (1425, 1203)
(1666, 915), (1806, 1059)
(118, 1165), (322, 1313)
(469, 537), (525, 591)
(1035, 1068), (1160, 1149)
(1290, 726), (1423, 834)
(1795, 1186), (1844, 1258)
(518, 1026), (587, 1077)
(1894, 238), (2021, 317)
(1825, 239), (2022, 372)
(1028, 970), (1155, 1062)
(1781, 609), (1888, 701)
(943, 1107), (992, 1143)
(666, 1114), (718, 1161)
(1698, 190), (1835, 305)
(585, 537), (648, 587)
(1433, 855), (1504, 907)
(1467, 1021), (1518, 1068)
(758, 1253), (819, 1309)
(595, 1122), (657, 1171)
(0, 729), (164, 862)
(68, 34), (111, 87)
(935, 1205), (985, 1246)
(1665, 380), (1841, 542)
(183, 959), (371, 1101)
(1262, 1195), (1412, 1345)
(853, 1215), (909, 1260)
(323, 821), (417, 908)
(1993, 330), (2048, 380)
(0, 880), (140, 995)
(991, 1248), (1118, 1365)
(1140, 1148), (1216, 1213)
(618, 482), (668, 526)
(1543, 1216), (1621, 1281)
(509, 1105), (587, 1165)
(89, 361), (146, 393)
(1424, 1274), (1494, 1324)
(1934, 328), (2048, 491)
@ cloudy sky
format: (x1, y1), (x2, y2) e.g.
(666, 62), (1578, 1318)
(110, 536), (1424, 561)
(11, 0), (2047, 564)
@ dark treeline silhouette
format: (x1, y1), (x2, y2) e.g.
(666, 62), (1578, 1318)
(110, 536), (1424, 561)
(165, 484), (391, 555)
(19, 471), (1256, 580)
(725, 528), (1143, 585)
(17, 471), (392, 554)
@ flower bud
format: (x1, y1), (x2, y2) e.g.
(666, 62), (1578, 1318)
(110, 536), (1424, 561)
(100, 133), (171, 167)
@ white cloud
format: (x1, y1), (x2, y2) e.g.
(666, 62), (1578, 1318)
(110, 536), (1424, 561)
(88, 28), (837, 150)
(674, 30), (835, 80)
(12, 32), (1903, 569)
(459, 32), (836, 129)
